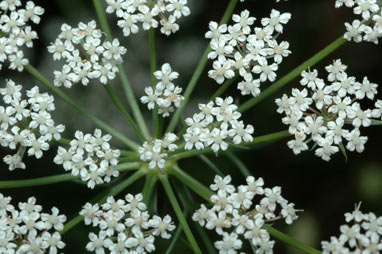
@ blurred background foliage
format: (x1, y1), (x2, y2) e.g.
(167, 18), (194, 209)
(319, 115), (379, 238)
(0, 0), (381, 253)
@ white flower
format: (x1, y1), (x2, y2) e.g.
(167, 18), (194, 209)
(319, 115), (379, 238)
(40, 207), (66, 231)
(86, 231), (108, 254)
(289, 88), (313, 112)
(215, 232), (242, 254)
(237, 73), (261, 97)
(252, 58), (278, 82)
(207, 128), (229, 152)
(149, 215), (175, 239)
(118, 13), (140, 37)
(205, 22), (228, 41)
(353, 0), (379, 20)
(228, 120), (254, 144)
(344, 19), (364, 43)
(210, 175), (235, 196)
(166, 0), (191, 19)
(347, 102), (372, 128)
(287, 132), (309, 155)
(42, 232), (66, 254)
(80, 203), (101, 226)
(315, 136), (339, 161)
(354, 76), (378, 100)
(345, 128), (368, 153)
(208, 57), (235, 84)
(261, 9), (291, 33)
(103, 39), (126, 61)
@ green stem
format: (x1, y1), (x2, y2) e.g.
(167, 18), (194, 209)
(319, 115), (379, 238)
(53, 138), (71, 145)
(225, 151), (251, 177)
(166, 0), (239, 133)
(116, 162), (142, 171)
(118, 64), (152, 140)
(92, 0), (112, 40)
(169, 165), (214, 202)
(149, 28), (161, 138)
(0, 174), (76, 189)
(238, 36), (347, 113)
(263, 225), (322, 254)
(165, 218), (184, 254)
(371, 119), (382, 125)
(195, 224), (218, 254)
(24, 64), (139, 151)
(159, 174), (202, 254)
(0, 162), (141, 189)
(60, 169), (146, 234)
(92, 0), (151, 141)
(198, 155), (224, 176)
(209, 73), (239, 102)
(103, 84), (146, 142)
(142, 170), (158, 211)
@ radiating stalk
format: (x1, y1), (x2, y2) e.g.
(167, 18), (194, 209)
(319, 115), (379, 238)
(263, 225), (322, 254)
(169, 165), (214, 202)
(0, 162), (140, 189)
(238, 36), (347, 113)
(103, 84), (146, 141)
(208, 73), (239, 102)
(165, 210), (188, 254)
(60, 169), (146, 234)
(198, 155), (224, 176)
(24, 64), (139, 151)
(159, 174), (202, 254)
(142, 170), (158, 211)
(92, 0), (151, 140)
(371, 119), (382, 125)
(226, 151), (251, 177)
(195, 224), (218, 254)
(166, 0), (239, 133)
(149, 28), (161, 138)
(0, 174), (76, 189)
(116, 162), (141, 171)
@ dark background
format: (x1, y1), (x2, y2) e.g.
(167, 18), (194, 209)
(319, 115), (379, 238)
(1, 0), (381, 253)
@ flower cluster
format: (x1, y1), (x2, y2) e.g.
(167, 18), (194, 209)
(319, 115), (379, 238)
(48, 20), (127, 87)
(80, 193), (175, 254)
(183, 96), (254, 153)
(192, 175), (301, 254)
(140, 63), (184, 117)
(321, 203), (382, 254)
(206, 9), (291, 97)
(105, 0), (190, 36)
(335, 0), (382, 44)
(138, 132), (178, 169)
(0, 193), (66, 254)
(54, 129), (120, 189)
(0, 1), (44, 71)
(0, 80), (65, 171)
(276, 59), (381, 161)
